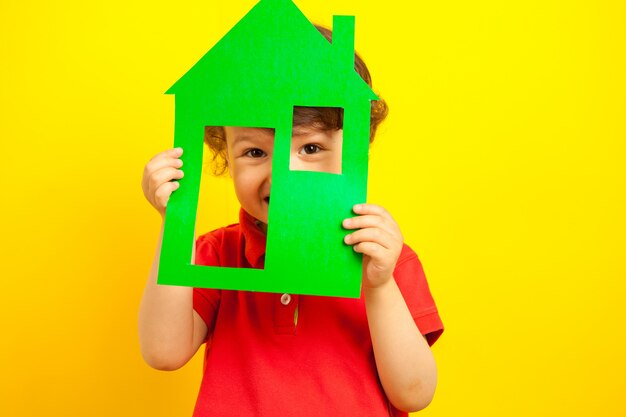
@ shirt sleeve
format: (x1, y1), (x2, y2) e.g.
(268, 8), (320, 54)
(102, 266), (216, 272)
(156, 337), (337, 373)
(393, 244), (444, 346)
(192, 232), (223, 340)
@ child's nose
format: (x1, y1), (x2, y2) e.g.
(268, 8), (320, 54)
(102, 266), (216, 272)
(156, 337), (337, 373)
(264, 161), (272, 187)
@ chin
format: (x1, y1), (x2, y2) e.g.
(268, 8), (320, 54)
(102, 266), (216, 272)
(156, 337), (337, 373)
(249, 208), (268, 225)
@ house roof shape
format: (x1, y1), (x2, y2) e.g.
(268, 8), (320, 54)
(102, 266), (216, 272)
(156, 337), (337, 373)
(166, 0), (378, 115)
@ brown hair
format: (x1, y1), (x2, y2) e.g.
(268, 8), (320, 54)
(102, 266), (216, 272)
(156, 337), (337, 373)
(205, 25), (388, 175)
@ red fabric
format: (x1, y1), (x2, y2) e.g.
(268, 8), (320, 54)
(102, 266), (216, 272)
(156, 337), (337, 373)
(192, 208), (443, 417)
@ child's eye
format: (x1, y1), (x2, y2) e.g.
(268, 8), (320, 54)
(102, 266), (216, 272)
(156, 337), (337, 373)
(244, 148), (266, 158)
(300, 144), (322, 155)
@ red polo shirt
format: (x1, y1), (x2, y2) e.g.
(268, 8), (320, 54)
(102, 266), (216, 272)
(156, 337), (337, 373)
(192, 209), (443, 417)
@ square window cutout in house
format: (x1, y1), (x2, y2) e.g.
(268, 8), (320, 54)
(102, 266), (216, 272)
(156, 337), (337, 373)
(193, 125), (276, 269)
(290, 106), (343, 174)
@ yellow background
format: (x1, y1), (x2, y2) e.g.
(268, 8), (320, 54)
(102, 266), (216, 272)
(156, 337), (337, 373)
(1, 0), (624, 415)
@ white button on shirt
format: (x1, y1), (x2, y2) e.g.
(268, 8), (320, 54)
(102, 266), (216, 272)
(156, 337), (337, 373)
(280, 293), (292, 305)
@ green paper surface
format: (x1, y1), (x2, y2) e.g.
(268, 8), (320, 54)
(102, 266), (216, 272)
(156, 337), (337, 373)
(158, 0), (378, 297)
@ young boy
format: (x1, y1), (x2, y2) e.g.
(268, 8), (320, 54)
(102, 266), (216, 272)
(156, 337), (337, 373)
(139, 27), (443, 417)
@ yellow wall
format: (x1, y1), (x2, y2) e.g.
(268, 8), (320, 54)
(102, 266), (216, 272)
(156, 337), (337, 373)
(1, 1), (624, 415)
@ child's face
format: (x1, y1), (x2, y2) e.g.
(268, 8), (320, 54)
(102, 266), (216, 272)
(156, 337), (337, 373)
(224, 126), (343, 226)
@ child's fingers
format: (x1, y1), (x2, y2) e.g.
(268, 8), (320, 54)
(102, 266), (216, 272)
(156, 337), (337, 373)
(352, 203), (394, 221)
(352, 241), (381, 254)
(150, 147), (183, 162)
(344, 227), (399, 251)
(343, 214), (397, 231)
(144, 149), (183, 177)
(142, 149), (183, 198)
(145, 167), (184, 204)
(346, 204), (400, 232)
(149, 166), (184, 190)
(145, 157), (183, 179)
(342, 214), (402, 242)
(147, 147), (183, 167)
(351, 241), (394, 263)
(154, 181), (181, 210)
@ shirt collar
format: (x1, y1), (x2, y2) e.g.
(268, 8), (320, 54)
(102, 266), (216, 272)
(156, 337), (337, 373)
(240, 208), (267, 268)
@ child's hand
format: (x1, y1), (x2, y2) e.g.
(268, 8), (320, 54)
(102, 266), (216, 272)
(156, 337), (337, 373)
(342, 204), (404, 289)
(141, 147), (184, 218)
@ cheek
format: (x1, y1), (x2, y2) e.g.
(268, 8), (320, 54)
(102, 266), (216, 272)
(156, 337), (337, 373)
(231, 172), (250, 196)
(231, 166), (260, 197)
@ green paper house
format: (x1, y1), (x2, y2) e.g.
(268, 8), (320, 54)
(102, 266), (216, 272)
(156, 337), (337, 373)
(159, 0), (379, 297)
